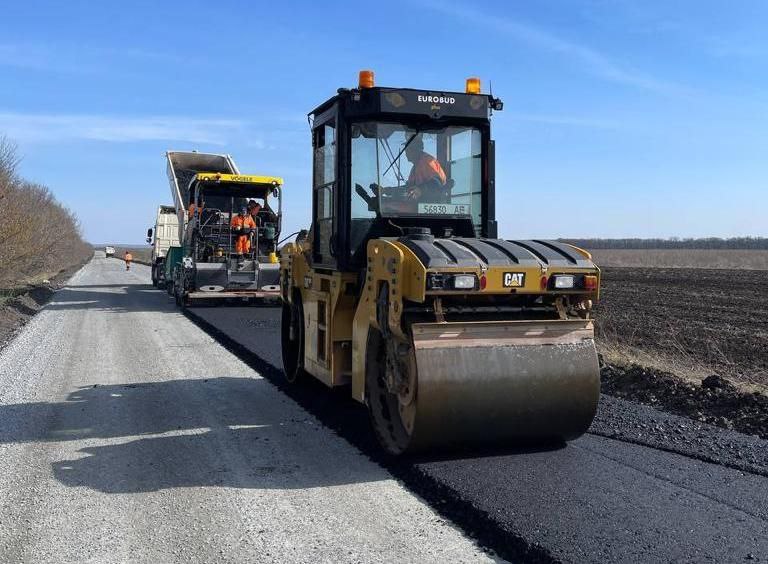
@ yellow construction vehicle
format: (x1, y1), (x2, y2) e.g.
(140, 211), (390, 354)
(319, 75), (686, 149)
(280, 71), (602, 454)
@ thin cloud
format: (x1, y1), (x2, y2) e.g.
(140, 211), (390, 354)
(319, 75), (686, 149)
(0, 43), (83, 73)
(0, 42), (185, 74)
(422, 2), (686, 95)
(0, 113), (244, 145)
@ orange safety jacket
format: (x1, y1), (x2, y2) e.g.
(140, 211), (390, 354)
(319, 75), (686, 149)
(231, 215), (257, 254)
(231, 215), (256, 230)
(408, 153), (447, 186)
(188, 202), (203, 218)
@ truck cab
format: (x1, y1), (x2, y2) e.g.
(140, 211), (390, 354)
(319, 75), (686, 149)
(146, 205), (180, 287)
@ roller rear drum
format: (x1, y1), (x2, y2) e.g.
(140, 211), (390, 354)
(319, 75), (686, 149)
(367, 319), (600, 455)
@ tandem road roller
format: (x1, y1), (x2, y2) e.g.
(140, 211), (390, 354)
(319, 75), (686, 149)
(280, 71), (602, 454)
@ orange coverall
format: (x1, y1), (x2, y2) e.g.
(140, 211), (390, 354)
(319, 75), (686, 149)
(188, 202), (203, 218)
(231, 215), (256, 254)
(408, 152), (447, 186)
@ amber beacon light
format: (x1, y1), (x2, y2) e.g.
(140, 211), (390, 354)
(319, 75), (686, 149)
(465, 77), (481, 94)
(359, 70), (375, 89)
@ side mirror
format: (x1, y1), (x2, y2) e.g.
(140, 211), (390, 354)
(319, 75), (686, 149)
(146, 237), (152, 244)
(146, 228), (153, 238)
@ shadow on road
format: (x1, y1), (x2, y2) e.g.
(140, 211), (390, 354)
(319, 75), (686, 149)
(0, 377), (389, 492)
(1, 378), (284, 443)
(43, 284), (171, 314)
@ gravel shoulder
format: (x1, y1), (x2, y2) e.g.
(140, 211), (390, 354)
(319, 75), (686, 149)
(0, 257), (491, 563)
(0, 256), (90, 350)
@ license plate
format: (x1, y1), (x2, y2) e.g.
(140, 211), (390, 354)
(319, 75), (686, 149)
(417, 203), (470, 215)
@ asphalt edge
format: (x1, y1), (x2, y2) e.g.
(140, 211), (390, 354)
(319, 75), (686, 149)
(182, 307), (559, 564)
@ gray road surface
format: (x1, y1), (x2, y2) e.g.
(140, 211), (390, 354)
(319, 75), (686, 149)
(0, 254), (492, 563)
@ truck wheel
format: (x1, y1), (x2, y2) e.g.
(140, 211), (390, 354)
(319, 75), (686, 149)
(175, 270), (192, 309)
(174, 274), (185, 308)
(176, 286), (189, 308)
(151, 265), (158, 288)
(281, 292), (306, 384)
(175, 286), (189, 309)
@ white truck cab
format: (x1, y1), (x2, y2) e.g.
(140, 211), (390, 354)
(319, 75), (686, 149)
(146, 205), (180, 287)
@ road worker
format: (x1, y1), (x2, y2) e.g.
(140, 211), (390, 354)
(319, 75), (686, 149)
(187, 197), (204, 219)
(403, 135), (447, 202)
(247, 199), (262, 226)
(231, 206), (256, 261)
(362, 134), (449, 214)
(124, 251), (133, 271)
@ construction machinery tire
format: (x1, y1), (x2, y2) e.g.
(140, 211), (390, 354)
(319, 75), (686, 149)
(281, 291), (307, 384)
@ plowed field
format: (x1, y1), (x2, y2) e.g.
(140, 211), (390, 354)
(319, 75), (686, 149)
(595, 267), (768, 385)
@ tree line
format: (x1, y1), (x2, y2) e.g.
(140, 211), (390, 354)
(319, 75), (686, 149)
(560, 237), (768, 250)
(0, 136), (91, 287)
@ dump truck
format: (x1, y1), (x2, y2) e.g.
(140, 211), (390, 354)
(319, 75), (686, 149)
(165, 150), (284, 306)
(280, 71), (602, 455)
(146, 205), (180, 287)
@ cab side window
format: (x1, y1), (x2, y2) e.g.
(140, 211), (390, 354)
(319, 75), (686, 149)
(313, 122), (336, 265)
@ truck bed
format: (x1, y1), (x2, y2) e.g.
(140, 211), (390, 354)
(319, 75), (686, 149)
(165, 151), (240, 243)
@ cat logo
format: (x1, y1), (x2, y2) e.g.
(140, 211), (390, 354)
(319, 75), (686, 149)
(503, 272), (526, 288)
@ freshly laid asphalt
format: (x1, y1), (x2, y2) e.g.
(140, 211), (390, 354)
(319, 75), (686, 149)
(190, 294), (768, 563)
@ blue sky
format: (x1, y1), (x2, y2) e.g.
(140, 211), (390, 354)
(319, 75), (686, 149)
(0, 0), (766, 243)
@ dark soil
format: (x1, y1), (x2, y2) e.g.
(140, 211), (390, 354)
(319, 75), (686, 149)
(595, 267), (768, 384)
(0, 258), (90, 349)
(601, 360), (768, 440)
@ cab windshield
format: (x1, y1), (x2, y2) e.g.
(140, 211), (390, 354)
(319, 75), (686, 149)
(195, 183), (277, 217)
(351, 122), (483, 227)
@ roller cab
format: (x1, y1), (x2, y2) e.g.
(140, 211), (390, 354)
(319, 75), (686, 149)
(281, 72), (601, 454)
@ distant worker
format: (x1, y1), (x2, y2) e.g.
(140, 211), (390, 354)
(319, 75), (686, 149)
(404, 135), (447, 202)
(231, 206), (256, 262)
(247, 199), (262, 226)
(188, 197), (204, 219)
(124, 251), (133, 271)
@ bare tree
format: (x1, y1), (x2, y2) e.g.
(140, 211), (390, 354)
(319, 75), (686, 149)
(0, 136), (20, 192)
(0, 135), (90, 287)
